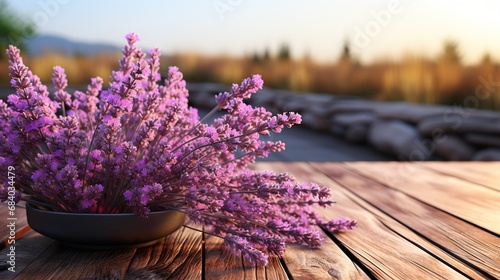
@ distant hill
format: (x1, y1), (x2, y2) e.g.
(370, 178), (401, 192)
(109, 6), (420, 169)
(26, 34), (121, 56)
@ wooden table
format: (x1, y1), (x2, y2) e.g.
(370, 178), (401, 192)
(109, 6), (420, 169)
(1, 162), (499, 279)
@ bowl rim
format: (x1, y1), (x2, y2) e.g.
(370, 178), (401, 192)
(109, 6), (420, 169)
(26, 203), (182, 217)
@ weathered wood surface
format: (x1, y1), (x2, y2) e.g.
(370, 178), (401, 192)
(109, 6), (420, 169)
(419, 162), (500, 192)
(0, 162), (498, 279)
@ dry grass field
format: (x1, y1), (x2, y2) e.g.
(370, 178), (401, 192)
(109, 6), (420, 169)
(1, 44), (499, 110)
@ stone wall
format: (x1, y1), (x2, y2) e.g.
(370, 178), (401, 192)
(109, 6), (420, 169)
(187, 83), (500, 161)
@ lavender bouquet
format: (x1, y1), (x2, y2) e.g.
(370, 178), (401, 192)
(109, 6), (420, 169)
(0, 33), (355, 265)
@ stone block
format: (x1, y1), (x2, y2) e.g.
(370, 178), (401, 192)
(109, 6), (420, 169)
(331, 112), (377, 126)
(369, 120), (431, 160)
(433, 135), (475, 161)
(418, 116), (500, 136)
(345, 124), (369, 144)
(301, 111), (330, 131)
(465, 133), (500, 148)
(472, 148), (500, 161)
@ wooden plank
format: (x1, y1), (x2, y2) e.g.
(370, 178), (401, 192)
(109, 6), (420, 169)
(204, 230), (251, 279)
(10, 242), (136, 279)
(258, 162), (468, 279)
(253, 164), (370, 280)
(204, 234), (289, 280)
(282, 238), (370, 280)
(344, 162), (500, 234)
(2, 162), (497, 279)
(125, 226), (203, 279)
(0, 231), (55, 279)
(312, 162), (499, 279)
(1, 204), (29, 250)
(419, 162), (500, 192)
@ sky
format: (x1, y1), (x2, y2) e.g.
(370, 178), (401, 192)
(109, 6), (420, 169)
(5, 0), (500, 65)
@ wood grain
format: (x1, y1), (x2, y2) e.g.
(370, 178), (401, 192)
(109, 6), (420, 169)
(259, 162), (469, 279)
(0, 204), (29, 250)
(312, 162), (499, 279)
(344, 162), (500, 235)
(281, 238), (370, 280)
(126, 226), (203, 279)
(0, 162), (498, 279)
(204, 233), (289, 280)
(11, 242), (136, 279)
(419, 162), (500, 192)
(0, 231), (54, 279)
(254, 164), (370, 280)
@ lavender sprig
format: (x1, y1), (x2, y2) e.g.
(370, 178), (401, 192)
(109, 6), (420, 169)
(0, 33), (355, 266)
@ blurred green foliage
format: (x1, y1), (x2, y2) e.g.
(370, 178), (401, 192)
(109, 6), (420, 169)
(0, 0), (36, 59)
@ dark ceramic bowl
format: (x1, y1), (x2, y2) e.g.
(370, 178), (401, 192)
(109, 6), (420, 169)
(26, 204), (186, 250)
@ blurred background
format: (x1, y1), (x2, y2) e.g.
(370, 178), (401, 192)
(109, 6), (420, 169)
(1, 0), (500, 110)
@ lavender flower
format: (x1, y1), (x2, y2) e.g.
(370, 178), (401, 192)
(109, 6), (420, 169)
(0, 33), (355, 266)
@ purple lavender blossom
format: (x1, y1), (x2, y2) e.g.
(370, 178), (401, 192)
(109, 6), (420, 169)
(215, 74), (263, 109)
(0, 33), (355, 266)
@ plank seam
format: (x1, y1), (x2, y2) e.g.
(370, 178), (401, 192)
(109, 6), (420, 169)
(416, 163), (500, 193)
(278, 256), (294, 280)
(341, 164), (500, 236)
(379, 220), (480, 280)
(330, 169), (495, 279)
(312, 163), (498, 279)
(201, 227), (206, 280)
(320, 227), (377, 280)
